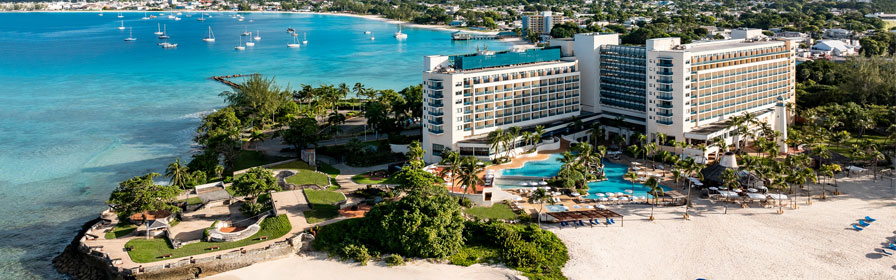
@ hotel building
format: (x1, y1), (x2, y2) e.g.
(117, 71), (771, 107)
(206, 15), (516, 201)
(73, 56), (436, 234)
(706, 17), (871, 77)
(522, 11), (564, 35)
(422, 47), (580, 162)
(422, 28), (796, 163)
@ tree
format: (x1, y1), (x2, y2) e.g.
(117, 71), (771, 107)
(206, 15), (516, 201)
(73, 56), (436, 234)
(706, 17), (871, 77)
(590, 123), (605, 147)
(219, 75), (291, 126)
(645, 176), (662, 221)
(230, 167), (280, 205)
(278, 117), (322, 157)
(487, 128), (506, 160)
(504, 127), (521, 158)
(550, 21), (582, 38)
(364, 192), (465, 258)
(528, 188), (553, 227)
(457, 156), (485, 195)
(406, 140), (425, 170)
(247, 128), (265, 150)
(165, 158), (191, 190)
(557, 151), (585, 189)
(393, 167), (443, 195)
(624, 172), (639, 196)
(195, 107), (242, 171)
(439, 149), (462, 186)
(721, 169), (740, 214)
(532, 125), (544, 150)
(107, 173), (181, 219)
(820, 163), (841, 198)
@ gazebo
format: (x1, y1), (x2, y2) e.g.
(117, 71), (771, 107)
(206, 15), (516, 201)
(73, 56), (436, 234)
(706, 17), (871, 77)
(144, 219), (169, 239)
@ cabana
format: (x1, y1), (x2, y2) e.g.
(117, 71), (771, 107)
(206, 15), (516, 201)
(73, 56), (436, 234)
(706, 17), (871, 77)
(664, 190), (687, 206)
(546, 209), (624, 226)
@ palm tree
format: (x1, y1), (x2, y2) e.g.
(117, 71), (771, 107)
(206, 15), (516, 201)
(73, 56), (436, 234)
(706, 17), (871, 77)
(645, 143), (658, 169)
(457, 156), (484, 195)
(166, 158), (190, 190)
(532, 125), (544, 150)
(439, 150), (462, 186)
(645, 176), (662, 221)
(655, 132), (667, 147)
(624, 171), (639, 195)
(521, 131), (534, 151)
(711, 136), (726, 161)
(505, 126), (521, 158)
(590, 123), (605, 146)
(867, 145), (884, 180)
(558, 151), (584, 189)
(247, 128), (265, 150)
(214, 165), (225, 179)
(353, 82), (366, 112)
(768, 174), (789, 214)
(528, 188), (552, 227)
(627, 145), (641, 161)
(487, 128), (505, 161)
(820, 163), (841, 198)
(721, 168), (740, 214)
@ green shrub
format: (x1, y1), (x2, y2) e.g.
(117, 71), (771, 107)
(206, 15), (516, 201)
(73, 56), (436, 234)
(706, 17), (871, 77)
(384, 254), (405, 266)
(458, 197), (474, 208)
(341, 244), (371, 265)
(240, 202), (265, 216)
(463, 221), (569, 280)
(202, 221), (219, 240)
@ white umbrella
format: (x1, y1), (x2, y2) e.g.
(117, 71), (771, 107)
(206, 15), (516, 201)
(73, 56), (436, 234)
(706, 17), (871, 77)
(584, 205), (594, 209)
(748, 188), (758, 193)
(624, 189), (633, 193)
(632, 166), (642, 171)
(571, 192), (581, 197)
(609, 197), (619, 201)
(709, 187), (718, 191)
(596, 193), (606, 197)
(631, 162), (641, 165)
(573, 205), (582, 208)
(539, 181), (548, 186)
(519, 182), (528, 186)
(596, 204), (606, 209)
(615, 192), (624, 196)
(606, 193), (616, 197)
(599, 197), (608, 201)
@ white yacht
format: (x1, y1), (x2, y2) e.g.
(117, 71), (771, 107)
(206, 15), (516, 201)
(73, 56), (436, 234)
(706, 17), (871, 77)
(394, 24), (407, 39)
(203, 26), (215, 42)
(302, 32), (308, 44)
(241, 26), (250, 36)
(141, 12), (149, 20)
(154, 23), (163, 35)
(364, 30), (371, 34)
(124, 27), (136, 41)
(117, 20), (126, 30)
(287, 36), (301, 48)
(98, 12), (103, 16)
(160, 42), (178, 49)
(158, 25), (170, 39)
(246, 33), (255, 47)
(253, 30), (261, 41)
(117, 12), (123, 18)
(197, 13), (206, 21)
(235, 37), (246, 51)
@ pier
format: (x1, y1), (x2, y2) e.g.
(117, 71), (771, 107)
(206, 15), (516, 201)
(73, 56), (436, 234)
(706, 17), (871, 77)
(451, 31), (518, 41)
(211, 73), (259, 89)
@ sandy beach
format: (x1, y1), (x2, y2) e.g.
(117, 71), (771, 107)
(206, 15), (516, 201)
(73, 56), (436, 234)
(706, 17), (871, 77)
(557, 174), (896, 280)
(206, 253), (525, 280)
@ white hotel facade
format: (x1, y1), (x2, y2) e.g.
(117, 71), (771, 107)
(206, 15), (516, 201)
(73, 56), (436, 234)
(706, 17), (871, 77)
(423, 29), (797, 163)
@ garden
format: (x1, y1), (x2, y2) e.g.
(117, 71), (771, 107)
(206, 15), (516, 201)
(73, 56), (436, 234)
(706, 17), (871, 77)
(303, 189), (347, 224)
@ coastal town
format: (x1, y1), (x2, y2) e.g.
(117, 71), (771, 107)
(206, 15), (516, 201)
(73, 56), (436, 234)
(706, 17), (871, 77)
(1, 0), (896, 279)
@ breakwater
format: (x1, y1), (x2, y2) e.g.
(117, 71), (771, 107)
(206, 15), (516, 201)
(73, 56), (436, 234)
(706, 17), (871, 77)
(210, 73), (259, 89)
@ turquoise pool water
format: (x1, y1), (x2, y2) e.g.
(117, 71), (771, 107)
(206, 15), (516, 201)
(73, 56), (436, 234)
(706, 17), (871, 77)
(499, 154), (661, 198)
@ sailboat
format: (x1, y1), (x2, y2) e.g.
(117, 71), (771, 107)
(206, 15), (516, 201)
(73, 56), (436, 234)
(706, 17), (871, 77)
(287, 35), (301, 48)
(302, 32), (308, 44)
(370, 32), (375, 40)
(124, 27), (136, 41)
(364, 30), (371, 34)
(253, 30), (261, 41)
(160, 41), (178, 49)
(241, 26), (250, 36)
(158, 25), (170, 39)
(98, 12), (103, 16)
(141, 12), (149, 20)
(117, 12), (123, 18)
(203, 26), (215, 42)
(197, 13), (206, 21)
(234, 37), (246, 51)
(246, 33), (255, 47)
(154, 23), (163, 35)
(394, 23), (407, 39)
(117, 20), (126, 30)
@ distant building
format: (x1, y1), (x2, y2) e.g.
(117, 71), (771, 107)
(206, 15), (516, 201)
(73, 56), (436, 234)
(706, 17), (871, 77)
(824, 28), (851, 39)
(810, 40), (858, 56)
(522, 11), (564, 35)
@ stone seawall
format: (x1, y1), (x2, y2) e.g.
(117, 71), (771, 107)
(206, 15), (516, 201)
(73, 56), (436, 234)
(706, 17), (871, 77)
(54, 216), (313, 280)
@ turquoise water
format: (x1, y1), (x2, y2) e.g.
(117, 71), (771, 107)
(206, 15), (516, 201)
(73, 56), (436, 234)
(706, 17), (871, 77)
(499, 154), (658, 197)
(0, 12), (509, 279)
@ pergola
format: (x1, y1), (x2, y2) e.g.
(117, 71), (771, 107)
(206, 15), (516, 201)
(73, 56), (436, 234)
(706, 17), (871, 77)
(664, 190), (687, 206)
(546, 209), (624, 226)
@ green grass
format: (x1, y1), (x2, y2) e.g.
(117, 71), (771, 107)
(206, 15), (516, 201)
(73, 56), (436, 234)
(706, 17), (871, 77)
(183, 197), (203, 205)
(269, 160), (313, 170)
(285, 170), (330, 187)
(464, 203), (518, 220)
(104, 223), (138, 239)
(125, 214), (291, 263)
(232, 150), (290, 171)
(270, 160), (336, 188)
(448, 246), (501, 267)
(303, 190), (346, 224)
(828, 134), (893, 157)
(350, 170), (399, 185)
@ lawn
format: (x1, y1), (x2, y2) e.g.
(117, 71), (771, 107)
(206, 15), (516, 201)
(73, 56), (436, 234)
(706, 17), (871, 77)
(104, 223), (138, 239)
(271, 160), (335, 188)
(464, 203), (518, 220)
(183, 197), (203, 205)
(232, 150), (290, 171)
(303, 190), (346, 224)
(125, 214), (291, 263)
(350, 170), (399, 185)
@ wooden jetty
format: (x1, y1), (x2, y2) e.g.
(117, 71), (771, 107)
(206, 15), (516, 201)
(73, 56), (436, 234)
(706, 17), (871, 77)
(210, 73), (259, 89)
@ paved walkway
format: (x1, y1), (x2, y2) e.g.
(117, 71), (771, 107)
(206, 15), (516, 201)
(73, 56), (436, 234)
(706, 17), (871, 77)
(332, 162), (400, 193)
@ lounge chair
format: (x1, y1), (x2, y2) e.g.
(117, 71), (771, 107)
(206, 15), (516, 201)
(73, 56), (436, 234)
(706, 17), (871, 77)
(605, 218), (613, 225)
(865, 216), (876, 222)
(589, 219), (599, 226)
(882, 249), (893, 256)
(888, 243), (896, 250)
(858, 220), (871, 227)
(609, 218), (616, 224)
(852, 224), (864, 231)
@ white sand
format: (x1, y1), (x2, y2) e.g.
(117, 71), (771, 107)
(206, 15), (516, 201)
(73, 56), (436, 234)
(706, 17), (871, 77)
(206, 253), (525, 280)
(557, 174), (896, 280)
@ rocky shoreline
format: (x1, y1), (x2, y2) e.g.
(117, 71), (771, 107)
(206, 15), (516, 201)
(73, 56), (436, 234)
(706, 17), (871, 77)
(53, 217), (125, 280)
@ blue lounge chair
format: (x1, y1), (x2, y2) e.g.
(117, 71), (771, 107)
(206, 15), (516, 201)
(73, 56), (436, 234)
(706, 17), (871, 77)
(858, 220), (871, 227)
(589, 219), (598, 226)
(888, 243), (896, 250)
(605, 218), (612, 225)
(852, 224), (864, 231)
(609, 218), (616, 224)
(578, 220), (586, 227)
(865, 216), (876, 222)
(882, 249), (893, 256)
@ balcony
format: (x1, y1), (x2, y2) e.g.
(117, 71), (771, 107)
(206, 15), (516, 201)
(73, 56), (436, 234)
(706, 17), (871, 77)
(428, 111), (444, 116)
(657, 94), (674, 101)
(657, 71), (674, 76)
(475, 108), (491, 112)
(658, 61), (674, 67)
(658, 87), (673, 92)
(428, 128), (444, 134)
(428, 93), (443, 99)
(657, 103), (673, 109)
(657, 111), (673, 117)
(657, 119), (673, 125)
(427, 102), (444, 107)
(428, 119), (444, 125)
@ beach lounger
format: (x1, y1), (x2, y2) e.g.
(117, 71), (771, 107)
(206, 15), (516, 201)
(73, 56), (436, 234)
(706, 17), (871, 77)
(864, 216), (876, 222)
(858, 220), (871, 227)
(852, 224), (864, 231)
(589, 219), (598, 226)
(889, 243), (896, 250)
(605, 218), (613, 225)
(609, 218), (616, 224)
(882, 249), (893, 256)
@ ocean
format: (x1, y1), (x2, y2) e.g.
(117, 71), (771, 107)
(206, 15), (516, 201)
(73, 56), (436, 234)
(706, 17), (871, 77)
(0, 11), (509, 279)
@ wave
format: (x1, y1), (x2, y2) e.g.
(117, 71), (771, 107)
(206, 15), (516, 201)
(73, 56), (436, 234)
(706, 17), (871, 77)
(179, 109), (217, 120)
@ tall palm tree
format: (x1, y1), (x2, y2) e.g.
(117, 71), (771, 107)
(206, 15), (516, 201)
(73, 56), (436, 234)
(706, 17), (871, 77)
(532, 125), (544, 150)
(166, 158), (190, 190)
(590, 123), (605, 146)
(768, 174), (789, 214)
(645, 142), (658, 169)
(457, 156), (484, 195)
(487, 128), (505, 161)
(711, 136), (726, 160)
(627, 145), (641, 161)
(645, 176), (662, 221)
(655, 132), (667, 147)
(624, 171), (639, 195)
(214, 165), (224, 179)
(867, 145), (885, 180)
(528, 188), (552, 227)
(505, 126), (521, 158)
(820, 163), (841, 198)
(721, 168), (740, 214)
(352, 82), (366, 112)
(439, 150), (462, 186)
(557, 151), (584, 189)
(521, 131), (534, 151)
(247, 128), (265, 150)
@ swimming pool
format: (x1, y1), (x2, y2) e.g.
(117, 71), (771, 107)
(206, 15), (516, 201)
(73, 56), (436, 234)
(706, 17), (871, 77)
(499, 154), (662, 198)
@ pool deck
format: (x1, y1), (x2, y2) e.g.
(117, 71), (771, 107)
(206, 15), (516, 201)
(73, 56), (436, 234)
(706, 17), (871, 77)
(483, 139), (571, 175)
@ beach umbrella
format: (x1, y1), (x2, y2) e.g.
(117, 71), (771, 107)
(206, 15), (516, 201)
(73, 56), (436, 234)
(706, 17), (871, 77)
(609, 197), (619, 201)
(599, 197), (608, 201)
(573, 205), (581, 209)
(596, 204), (606, 209)
(748, 188), (758, 193)
(615, 192), (624, 196)
(596, 193), (605, 197)
(519, 182), (529, 186)
(631, 162), (641, 165)
(584, 205), (594, 209)
(539, 181), (548, 186)
(624, 189), (633, 193)
(632, 166), (642, 171)
(709, 187), (718, 191)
